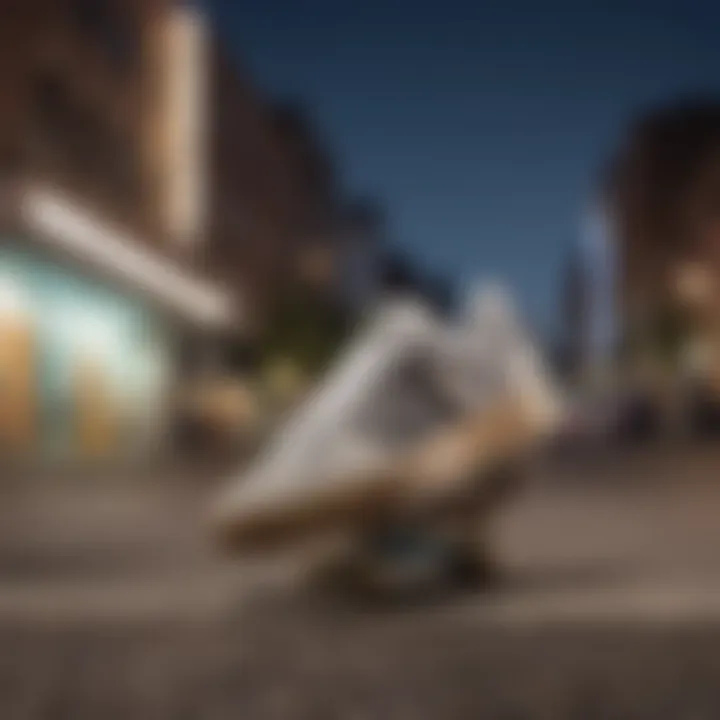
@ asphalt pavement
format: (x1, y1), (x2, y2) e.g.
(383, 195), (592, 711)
(2, 449), (720, 718)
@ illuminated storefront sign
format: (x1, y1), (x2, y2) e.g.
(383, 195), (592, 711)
(160, 2), (208, 250)
(0, 247), (172, 459)
(676, 263), (714, 307)
(21, 188), (232, 327)
(0, 271), (28, 317)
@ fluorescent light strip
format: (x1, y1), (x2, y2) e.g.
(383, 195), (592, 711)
(21, 189), (233, 327)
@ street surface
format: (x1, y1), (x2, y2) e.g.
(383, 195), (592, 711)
(2, 447), (720, 718)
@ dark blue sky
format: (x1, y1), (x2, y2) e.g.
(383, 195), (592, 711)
(210, 0), (720, 333)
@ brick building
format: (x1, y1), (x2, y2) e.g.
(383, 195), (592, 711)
(605, 99), (720, 390)
(0, 0), (342, 462)
(204, 60), (341, 327)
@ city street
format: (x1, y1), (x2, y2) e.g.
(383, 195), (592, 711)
(3, 1), (720, 717)
(2, 448), (720, 718)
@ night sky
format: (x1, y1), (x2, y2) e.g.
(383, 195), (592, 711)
(209, 0), (720, 334)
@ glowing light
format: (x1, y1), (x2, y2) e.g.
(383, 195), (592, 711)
(53, 308), (124, 359)
(162, 3), (208, 248)
(676, 263), (714, 306)
(22, 188), (233, 327)
(0, 272), (28, 317)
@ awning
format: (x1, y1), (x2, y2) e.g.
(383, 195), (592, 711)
(19, 186), (235, 328)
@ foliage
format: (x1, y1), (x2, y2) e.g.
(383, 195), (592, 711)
(258, 288), (350, 378)
(621, 301), (691, 373)
(651, 302), (690, 366)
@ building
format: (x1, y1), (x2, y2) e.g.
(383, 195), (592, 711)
(560, 211), (618, 388)
(264, 102), (345, 310)
(560, 246), (589, 380)
(606, 100), (720, 340)
(0, 0), (353, 464)
(605, 99), (720, 390)
(200, 57), (345, 329)
(0, 0), (246, 463)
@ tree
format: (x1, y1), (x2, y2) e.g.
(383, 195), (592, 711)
(621, 301), (690, 372)
(258, 287), (350, 379)
(650, 301), (691, 370)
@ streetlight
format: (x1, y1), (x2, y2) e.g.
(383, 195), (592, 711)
(675, 262), (714, 308)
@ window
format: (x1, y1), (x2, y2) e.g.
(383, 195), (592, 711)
(33, 71), (139, 204)
(73, 0), (139, 74)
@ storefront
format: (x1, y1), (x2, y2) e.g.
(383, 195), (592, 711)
(0, 246), (172, 461)
(0, 185), (235, 464)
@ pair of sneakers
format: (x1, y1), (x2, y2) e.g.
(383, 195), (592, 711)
(213, 286), (563, 553)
